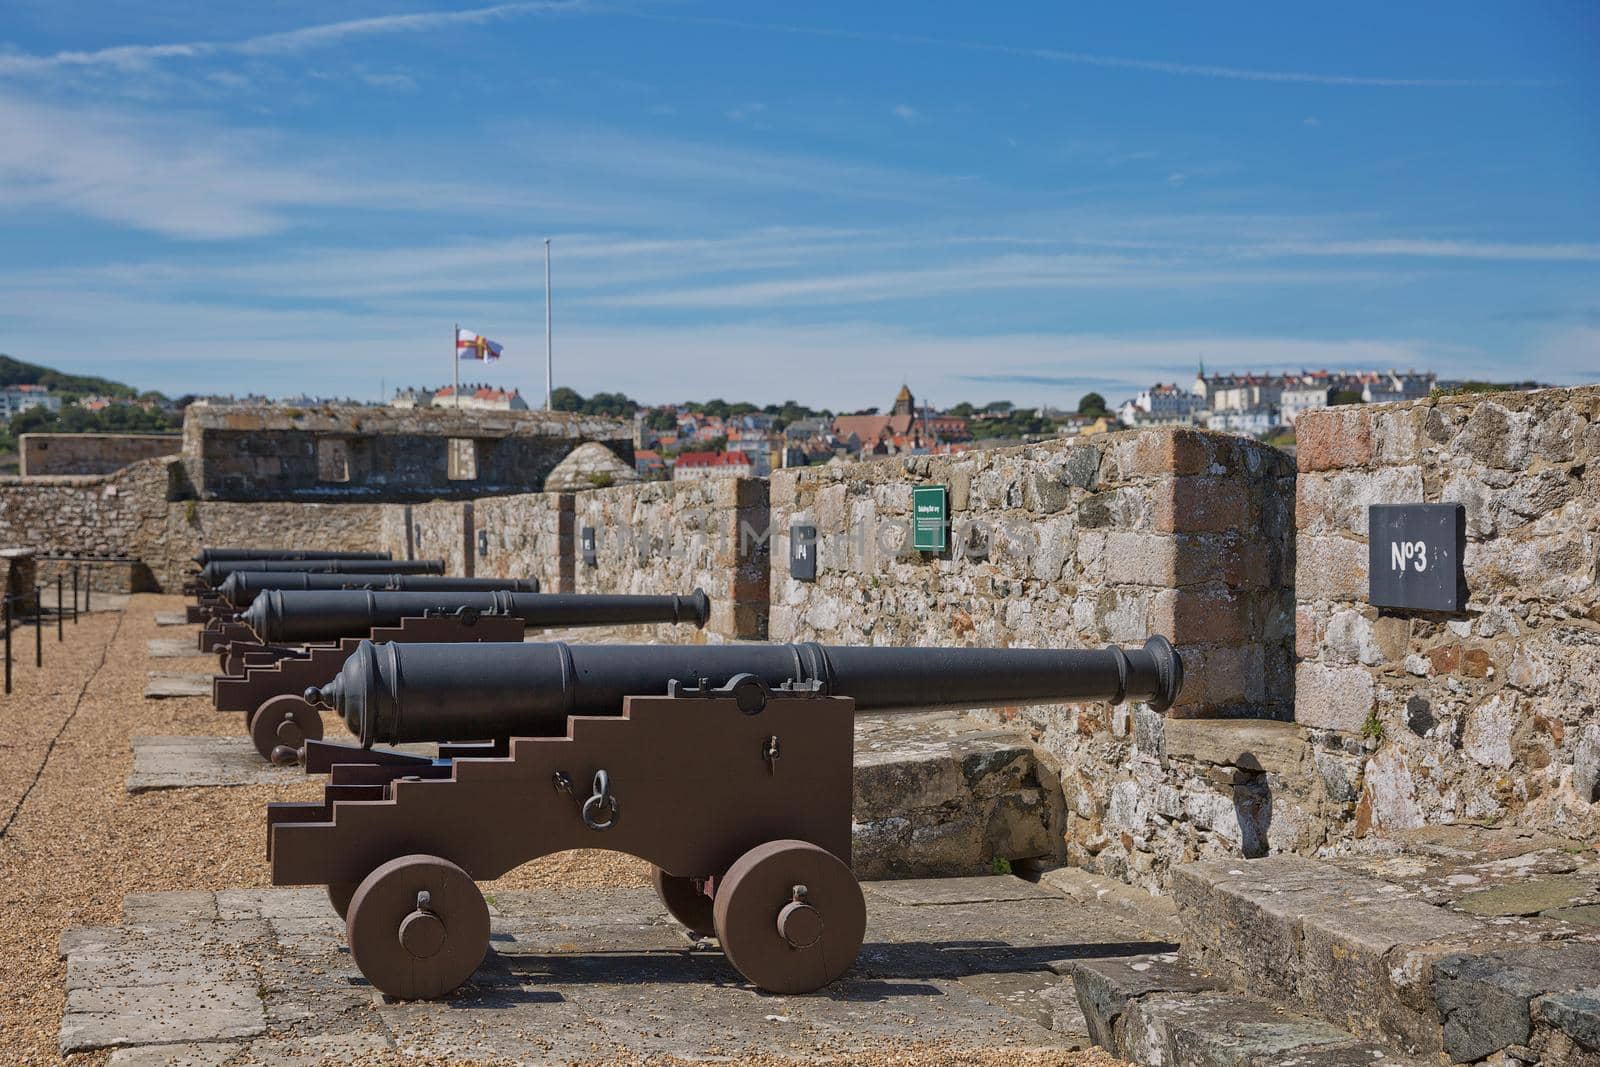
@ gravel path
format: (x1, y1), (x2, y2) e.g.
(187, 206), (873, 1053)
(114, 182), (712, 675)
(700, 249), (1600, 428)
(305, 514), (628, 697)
(0, 596), (1124, 1066)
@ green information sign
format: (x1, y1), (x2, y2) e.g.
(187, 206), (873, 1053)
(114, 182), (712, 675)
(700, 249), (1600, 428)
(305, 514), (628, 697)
(912, 484), (949, 552)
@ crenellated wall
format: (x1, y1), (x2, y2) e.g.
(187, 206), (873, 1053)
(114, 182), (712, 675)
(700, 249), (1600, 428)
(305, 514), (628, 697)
(18, 433), (181, 477)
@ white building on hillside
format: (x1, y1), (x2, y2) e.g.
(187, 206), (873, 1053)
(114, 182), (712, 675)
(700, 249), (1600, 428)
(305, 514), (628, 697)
(0, 385), (61, 419)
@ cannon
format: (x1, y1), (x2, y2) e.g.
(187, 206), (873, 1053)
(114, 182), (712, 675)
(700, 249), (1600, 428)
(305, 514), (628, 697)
(216, 571), (541, 609)
(197, 557), (445, 588)
(242, 588), (710, 645)
(194, 548), (392, 565)
(183, 549), (393, 600)
(214, 589), (712, 763)
(268, 636), (1181, 1001)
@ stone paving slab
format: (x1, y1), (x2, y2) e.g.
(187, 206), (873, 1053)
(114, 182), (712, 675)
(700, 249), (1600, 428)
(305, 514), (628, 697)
(62, 878), (1174, 1061)
(154, 612), (190, 627)
(147, 638), (211, 659)
(143, 672), (211, 699)
(127, 736), (437, 792)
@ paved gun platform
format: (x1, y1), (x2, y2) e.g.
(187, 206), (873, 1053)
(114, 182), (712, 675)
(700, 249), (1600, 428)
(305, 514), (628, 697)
(61, 876), (1176, 1063)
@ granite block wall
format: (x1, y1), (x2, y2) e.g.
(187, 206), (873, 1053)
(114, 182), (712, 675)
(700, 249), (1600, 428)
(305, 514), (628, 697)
(573, 476), (770, 642)
(1294, 385), (1600, 842)
(768, 428), (1304, 889)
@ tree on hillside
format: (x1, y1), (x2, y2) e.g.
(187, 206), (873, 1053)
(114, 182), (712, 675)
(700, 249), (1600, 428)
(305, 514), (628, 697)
(1077, 392), (1109, 417)
(1330, 389), (1364, 406)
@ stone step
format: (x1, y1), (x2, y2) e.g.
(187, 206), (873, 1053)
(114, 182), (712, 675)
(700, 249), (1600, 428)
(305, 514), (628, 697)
(1171, 854), (1600, 1064)
(852, 709), (1063, 879)
(1071, 953), (1426, 1066)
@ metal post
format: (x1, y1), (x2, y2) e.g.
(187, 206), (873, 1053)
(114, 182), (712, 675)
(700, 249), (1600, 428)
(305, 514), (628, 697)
(544, 237), (553, 411)
(4, 596), (11, 695)
(56, 575), (63, 642)
(34, 585), (42, 667)
(71, 565), (79, 624)
(84, 565), (91, 613)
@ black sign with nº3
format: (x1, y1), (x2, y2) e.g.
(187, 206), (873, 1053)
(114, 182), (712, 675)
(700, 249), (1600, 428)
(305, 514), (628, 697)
(1367, 504), (1466, 612)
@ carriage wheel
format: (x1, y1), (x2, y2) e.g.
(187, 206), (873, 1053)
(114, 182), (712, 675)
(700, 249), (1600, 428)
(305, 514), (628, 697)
(345, 854), (489, 1000)
(249, 695), (323, 764)
(651, 867), (714, 936)
(712, 839), (865, 995)
(328, 881), (357, 920)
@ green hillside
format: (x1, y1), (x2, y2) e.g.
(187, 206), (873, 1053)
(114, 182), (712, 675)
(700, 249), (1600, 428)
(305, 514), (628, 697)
(0, 354), (138, 398)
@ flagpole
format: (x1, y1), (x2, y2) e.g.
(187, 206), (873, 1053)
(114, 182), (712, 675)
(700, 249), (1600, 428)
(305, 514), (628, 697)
(453, 322), (460, 409)
(544, 237), (553, 411)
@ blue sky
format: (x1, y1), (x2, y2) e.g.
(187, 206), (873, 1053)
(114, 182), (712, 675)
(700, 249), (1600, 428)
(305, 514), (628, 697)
(1, 2), (1596, 409)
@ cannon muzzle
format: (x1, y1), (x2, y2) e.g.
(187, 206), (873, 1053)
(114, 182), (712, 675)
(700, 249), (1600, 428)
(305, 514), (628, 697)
(247, 588), (712, 644)
(193, 548), (392, 566)
(306, 636), (1183, 747)
(217, 571), (542, 607)
(198, 558), (445, 586)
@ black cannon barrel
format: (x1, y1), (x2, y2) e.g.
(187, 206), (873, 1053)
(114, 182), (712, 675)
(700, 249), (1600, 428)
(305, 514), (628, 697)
(199, 558), (444, 586)
(193, 548), (391, 565)
(308, 636), (1184, 747)
(218, 571), (541, 608)
(244, 588), (712, 644)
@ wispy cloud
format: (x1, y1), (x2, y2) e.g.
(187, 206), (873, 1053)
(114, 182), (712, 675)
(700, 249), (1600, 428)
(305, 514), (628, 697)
(0, 0), (586, 77)
(892, 104), (919, 122)
(1260, 239), (1600, 262)
(0, 2), (1538, 91)
(622, 13), (1545, 89)
(0, 91), (581, 238)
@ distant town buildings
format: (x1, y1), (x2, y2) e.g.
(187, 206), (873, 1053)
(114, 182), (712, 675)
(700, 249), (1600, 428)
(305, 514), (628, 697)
(0, 384), (61, 419)
(392, 384), (529, 411)
(673, 449), (756, 480)
(1116, 365), (1439, 437)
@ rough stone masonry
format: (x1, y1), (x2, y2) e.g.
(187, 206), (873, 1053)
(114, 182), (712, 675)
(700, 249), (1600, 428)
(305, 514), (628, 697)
(1295, 384), (1600, 843)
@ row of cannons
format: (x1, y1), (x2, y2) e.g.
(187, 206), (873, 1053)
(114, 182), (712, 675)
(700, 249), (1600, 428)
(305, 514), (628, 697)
(185, 547), (1185, 1004)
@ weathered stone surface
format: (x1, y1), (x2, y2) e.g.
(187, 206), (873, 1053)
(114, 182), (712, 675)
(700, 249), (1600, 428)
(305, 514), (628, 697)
(853, 711), (1060, 878)
(152, 611), (188, 626)
(1174, 855), (1481, 1057)
(1538, 989), (1600, 1053)
(60, 980), (266, 1053)
(126, 735), (299, 792)
(1294, 662), (1375, 732)
(1070, 953), (1223, 1048)
(145, 638), (208, 659)
(1433, 943), (1600, 1062)
(1456, 875), (1590, 916)
(1119, 990), (1423, 1067)
(142, 673), (211, 699)
(66, 880), (1168, 1062)
(540, 441), (640, 493)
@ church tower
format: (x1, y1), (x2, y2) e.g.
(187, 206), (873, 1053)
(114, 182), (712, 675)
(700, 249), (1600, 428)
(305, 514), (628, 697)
(892, 384), (915, 417)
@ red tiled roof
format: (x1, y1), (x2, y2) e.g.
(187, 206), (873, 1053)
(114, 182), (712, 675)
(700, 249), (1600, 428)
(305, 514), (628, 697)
(674, 450), (753, 469)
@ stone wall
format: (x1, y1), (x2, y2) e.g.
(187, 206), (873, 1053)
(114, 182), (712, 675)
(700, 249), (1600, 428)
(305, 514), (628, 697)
(1294, 385), (1600, 841)
(768, 429), (1301, 890)
(19, 433), (181, 477)
(769, 428), (1295, 716)
(183, 403), (633, 503)
(0, 458), (386, 591)
(472, 493), (574, 595)
(573, 477), (770, 642)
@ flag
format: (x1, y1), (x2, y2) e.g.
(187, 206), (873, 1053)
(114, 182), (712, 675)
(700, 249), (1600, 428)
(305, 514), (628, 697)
(456, 328), (503, 363)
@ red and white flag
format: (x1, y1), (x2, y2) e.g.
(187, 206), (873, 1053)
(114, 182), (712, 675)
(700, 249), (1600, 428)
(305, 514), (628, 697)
(456, 329), (503, 363)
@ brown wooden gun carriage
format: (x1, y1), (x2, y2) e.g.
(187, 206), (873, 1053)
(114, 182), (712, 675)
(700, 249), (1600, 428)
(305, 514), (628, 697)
(266, 636), (1183, 1001)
